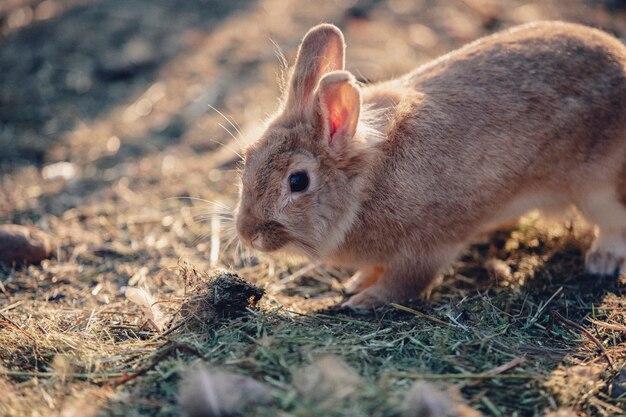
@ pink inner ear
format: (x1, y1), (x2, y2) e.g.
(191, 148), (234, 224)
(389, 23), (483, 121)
(328, 108), (347, 142)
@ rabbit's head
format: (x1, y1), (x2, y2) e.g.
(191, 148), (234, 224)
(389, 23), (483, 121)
(235, 24), (379, 258)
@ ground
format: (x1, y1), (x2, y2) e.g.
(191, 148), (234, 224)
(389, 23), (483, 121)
(1, 1), (626, 416)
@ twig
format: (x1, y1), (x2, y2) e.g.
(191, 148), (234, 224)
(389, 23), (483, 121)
(552, 311), (615, 370)
(0, 300), (22, 313)
(0, 318), (20, 331)
(0, 300), (23, 313)
(138, 318), (161, 332)
(526, 287), (562, 328)
(112, 341), (206, 388)
(466, 357), (524, 386)
(0, 369), (124, 381)
(587, 318), (626, 332)
(387, 371), (534, 381)
(391, 357), (526, 384)
(152, 320), (186, 341)
(389, 303), (458, 329)
(589, 396), (625, 414)
(0, 313), (36, 342)
(481, 357), (524, 376)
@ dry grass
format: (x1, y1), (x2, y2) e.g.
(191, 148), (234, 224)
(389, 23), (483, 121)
(2, 1), (626, 416)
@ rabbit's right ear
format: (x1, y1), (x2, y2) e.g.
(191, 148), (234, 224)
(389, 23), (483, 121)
(285, 24), (345, 115)
(315, 71), (361, 148)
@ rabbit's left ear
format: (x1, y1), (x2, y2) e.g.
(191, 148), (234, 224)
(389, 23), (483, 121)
(285, 24), (345, 114)
(315, 71), (361, 147)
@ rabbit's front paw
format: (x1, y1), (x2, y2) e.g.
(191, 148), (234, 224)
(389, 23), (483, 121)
(342, 286), (389, 310)
(585, 232), (626, 276)
(344, 266), (384, 295)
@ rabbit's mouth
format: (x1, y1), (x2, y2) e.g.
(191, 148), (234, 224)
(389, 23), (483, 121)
(240, 220), (289, 253)
(250, 234), (284, 252)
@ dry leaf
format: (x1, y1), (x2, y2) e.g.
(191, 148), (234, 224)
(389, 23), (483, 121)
(124, 286), (165, 331)
(179, 367), (272, 417)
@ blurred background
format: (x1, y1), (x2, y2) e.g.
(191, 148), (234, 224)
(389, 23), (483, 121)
(2, 0), (625, 207)
(0, 0), (625, 295)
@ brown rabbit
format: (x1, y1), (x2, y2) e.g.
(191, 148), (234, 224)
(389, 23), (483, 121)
(235, 21), (626, 309)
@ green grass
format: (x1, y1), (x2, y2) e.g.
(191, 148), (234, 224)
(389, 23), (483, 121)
(2, 182), (625, 417)
(101, 268), (625, 417)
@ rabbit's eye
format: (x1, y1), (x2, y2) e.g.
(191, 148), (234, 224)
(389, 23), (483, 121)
(289, 171), (309, 193)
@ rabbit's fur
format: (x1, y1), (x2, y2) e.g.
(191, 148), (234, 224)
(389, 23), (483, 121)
(236, 21), (626, 309)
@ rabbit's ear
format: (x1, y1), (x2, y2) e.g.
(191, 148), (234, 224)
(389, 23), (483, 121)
(315, 71), (361, 147)
(285, 24), (345, 114)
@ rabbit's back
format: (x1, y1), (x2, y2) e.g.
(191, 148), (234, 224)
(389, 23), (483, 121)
(403, 21), (626, 174)
(335, 22), (626, 265)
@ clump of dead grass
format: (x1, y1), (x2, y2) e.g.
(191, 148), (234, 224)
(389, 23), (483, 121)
(176, 263), (265, 331)
(545, 364), (606, 409)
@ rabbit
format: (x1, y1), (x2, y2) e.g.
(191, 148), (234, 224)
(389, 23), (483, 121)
(235, 21), (626, 309)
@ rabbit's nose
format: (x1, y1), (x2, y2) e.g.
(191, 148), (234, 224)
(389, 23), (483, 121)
(235, 215), (257, 245)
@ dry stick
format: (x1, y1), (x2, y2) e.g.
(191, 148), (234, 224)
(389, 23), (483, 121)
(112, 342), (206, 388)
(391, 357), (526, 383)
(0, 319), (20, 331)
(0, 313), (36, 342)
(465, 357), (524, 387)
(0, 300), (23, 313)
(527, 286), (563, 327)
(389, 303), (458, 329)
(389, 371), (533, 381)
(587, 318), (626, 332)
(552, 311), (615, 371)
(152, 320), (186, 341)
(138, 318), (161, 332)
(589, 396), (625, 414)
(0, 369), (124, 380)
(0, 312), (20, 328)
